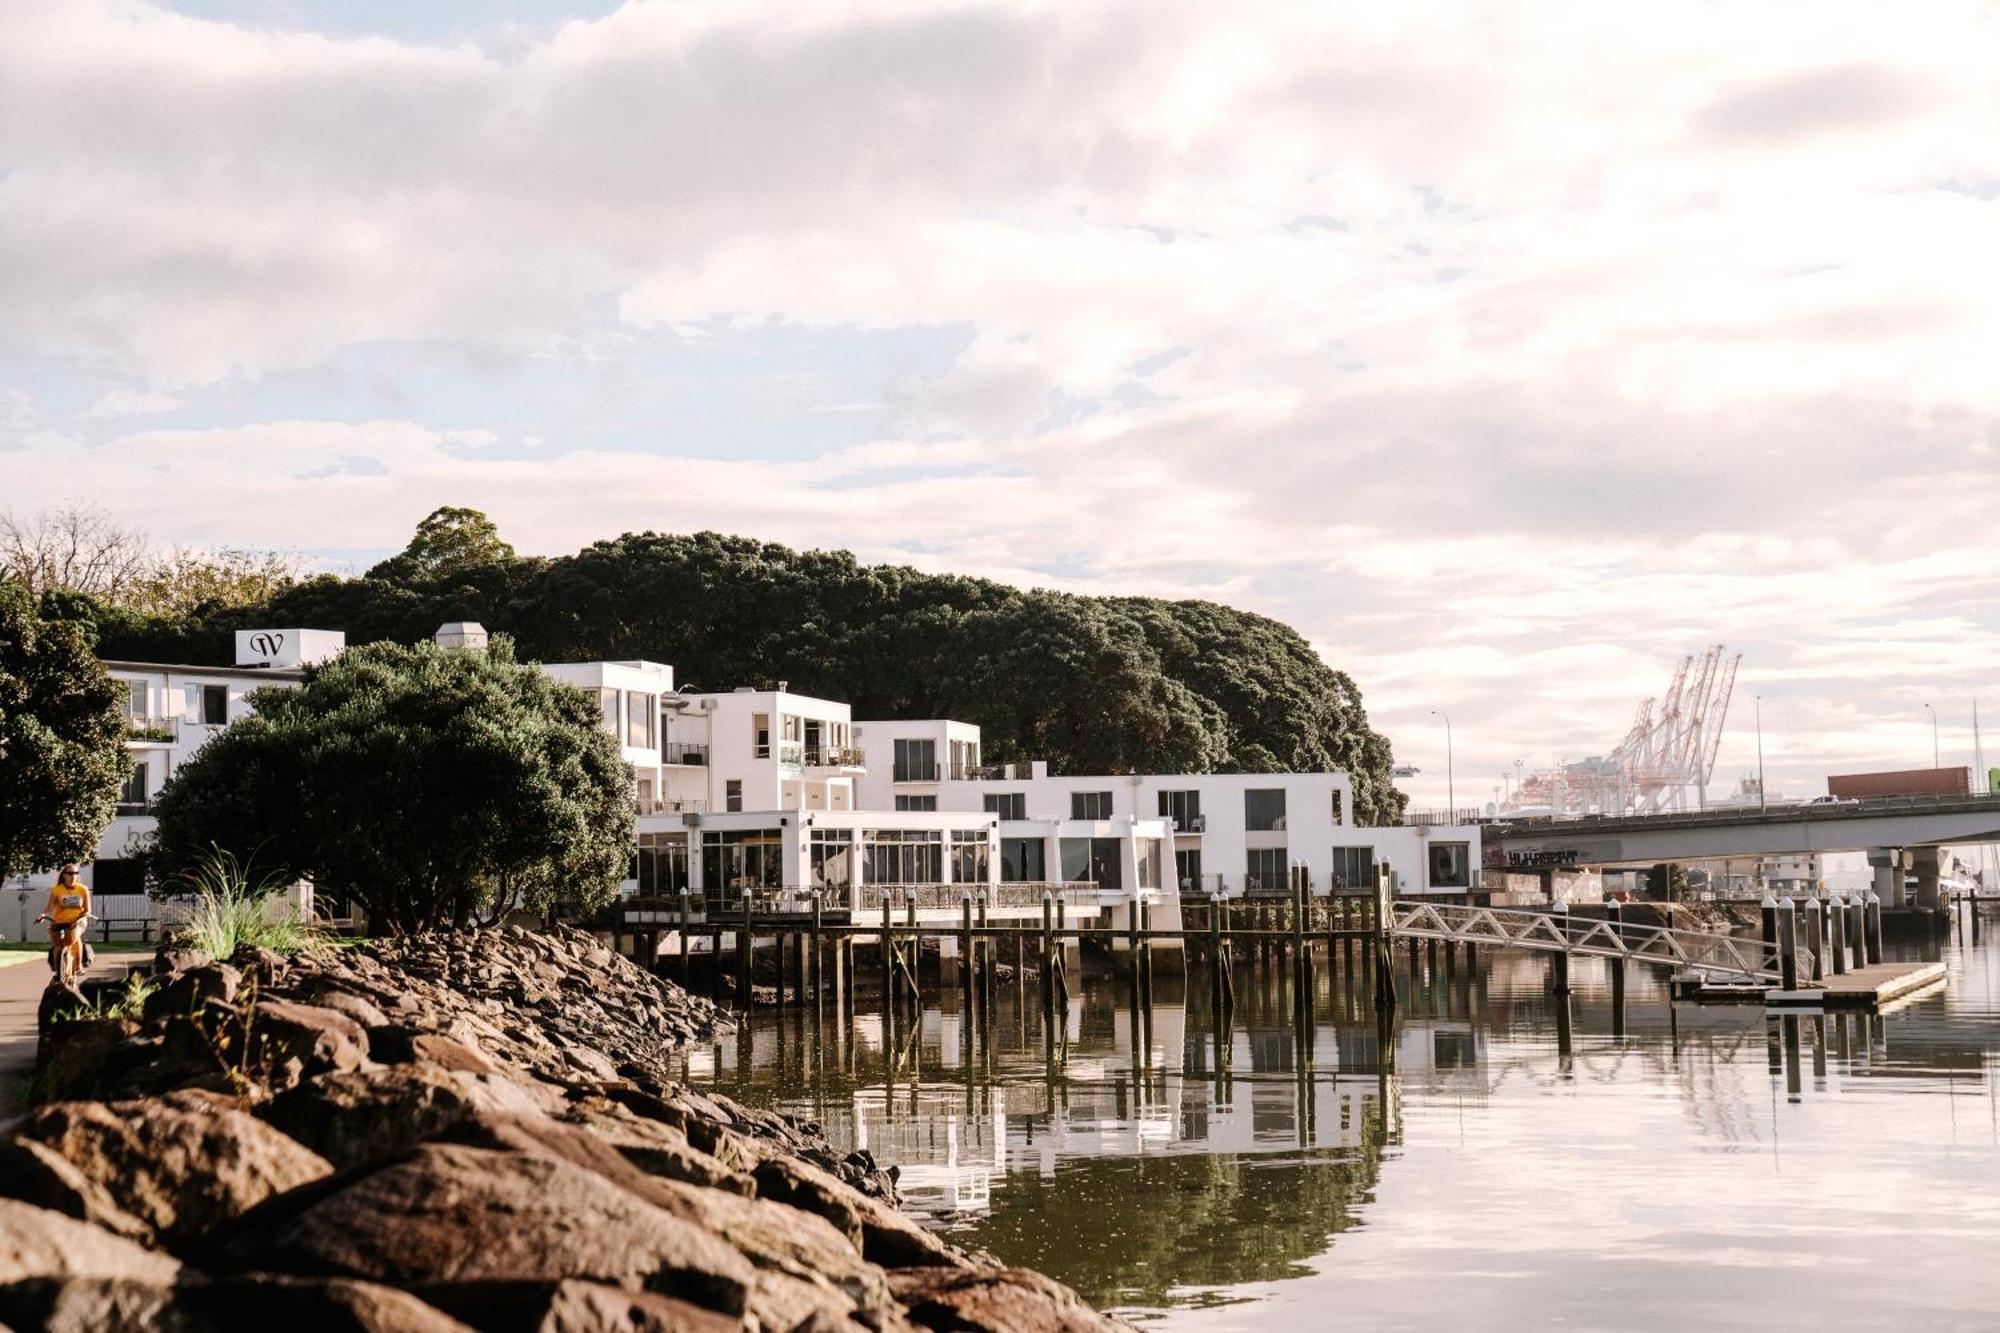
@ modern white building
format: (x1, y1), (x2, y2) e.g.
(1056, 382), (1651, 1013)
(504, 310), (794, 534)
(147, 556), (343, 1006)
(23, 623), (1481, 954)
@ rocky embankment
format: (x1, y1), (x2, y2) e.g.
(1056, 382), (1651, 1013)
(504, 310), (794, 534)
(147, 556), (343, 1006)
(2, 926), (1129, 1332)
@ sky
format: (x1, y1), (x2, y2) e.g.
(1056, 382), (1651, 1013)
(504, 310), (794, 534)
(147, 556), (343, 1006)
(4, 0), (1998, 810)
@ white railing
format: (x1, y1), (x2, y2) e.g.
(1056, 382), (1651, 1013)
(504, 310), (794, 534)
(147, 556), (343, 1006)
(1388, 901), (1780, 983)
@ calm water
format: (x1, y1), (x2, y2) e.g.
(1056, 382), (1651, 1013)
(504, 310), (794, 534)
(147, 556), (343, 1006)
(674, 930), (2000, 1329)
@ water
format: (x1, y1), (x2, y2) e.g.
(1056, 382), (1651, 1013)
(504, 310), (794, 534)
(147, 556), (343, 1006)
(674, 931), (2000, 1328)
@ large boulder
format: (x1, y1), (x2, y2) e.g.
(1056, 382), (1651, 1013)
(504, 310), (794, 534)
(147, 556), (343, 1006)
(9, 1095), (332, 1248)
(0, 1200), (182, 1283)
(407, 1278), (743, 1333)
(222, 1144), (757, 1318)
(0, 1135), (151, 1240)
(244, 999), (371, 1088)
(752, 1154), (956, 1269)
(29, 1018), (145, 1104)
(259, 1063), (558, 1171)
(889, 1266), (1137, 1333)
(0, 1275), (475, 1333)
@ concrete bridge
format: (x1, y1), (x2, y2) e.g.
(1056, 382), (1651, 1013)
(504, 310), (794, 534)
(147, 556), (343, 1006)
(1484, 793), (2000, 909)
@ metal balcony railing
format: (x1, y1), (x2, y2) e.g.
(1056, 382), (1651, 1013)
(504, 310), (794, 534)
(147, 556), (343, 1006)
(1403, 807), (1486, 828)
(893, 762), (943, 783)
(661, 741), (708, 765)
(1165, 812), (1206, 833)
(969, 762), (1036, 781)
(636, 796), (707, 816)
(805, 745), (866, 767)
(125, 717), (180, 744)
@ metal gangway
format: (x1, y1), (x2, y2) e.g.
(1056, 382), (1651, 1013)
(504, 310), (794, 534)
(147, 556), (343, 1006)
(1388, 901), (1780, 985)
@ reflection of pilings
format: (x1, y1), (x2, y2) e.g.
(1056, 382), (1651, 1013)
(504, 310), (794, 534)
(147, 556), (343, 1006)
(1781, 1013), (1801, 1101)
(1554, 993), (1573, 1067)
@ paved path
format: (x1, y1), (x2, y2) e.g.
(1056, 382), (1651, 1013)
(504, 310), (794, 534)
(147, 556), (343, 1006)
(0, 945), (148, 1108)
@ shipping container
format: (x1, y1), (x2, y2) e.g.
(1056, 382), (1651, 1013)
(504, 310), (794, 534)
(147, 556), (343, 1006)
(1826, 766), (1971, 800)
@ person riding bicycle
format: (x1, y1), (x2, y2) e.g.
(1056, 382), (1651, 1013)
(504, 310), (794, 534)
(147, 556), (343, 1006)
(35, 863), (94, 976)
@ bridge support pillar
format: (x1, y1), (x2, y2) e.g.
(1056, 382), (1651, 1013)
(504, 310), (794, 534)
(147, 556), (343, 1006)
(1868, 848), (1907, 910)
(1910, 847), (1943, 913)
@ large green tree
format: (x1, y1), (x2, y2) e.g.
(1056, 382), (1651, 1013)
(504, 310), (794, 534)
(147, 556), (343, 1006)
(366, 505), (520, 583)
(0, 580), (131, 876)
(151, 636), (632, 932)
(102, 515), (1410, 824)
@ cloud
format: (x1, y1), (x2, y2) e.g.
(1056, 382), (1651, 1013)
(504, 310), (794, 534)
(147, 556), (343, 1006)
(2, 1), (1998, 808)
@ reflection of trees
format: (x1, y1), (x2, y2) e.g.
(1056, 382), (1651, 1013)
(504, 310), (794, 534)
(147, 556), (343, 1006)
(952, 1097), (1392, 1312)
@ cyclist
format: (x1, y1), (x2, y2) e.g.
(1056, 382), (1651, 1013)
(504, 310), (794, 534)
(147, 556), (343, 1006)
(35, 863), (94, 979)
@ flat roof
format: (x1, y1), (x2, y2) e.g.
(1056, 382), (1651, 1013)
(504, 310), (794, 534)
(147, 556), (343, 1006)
(104, 661), (306, 681)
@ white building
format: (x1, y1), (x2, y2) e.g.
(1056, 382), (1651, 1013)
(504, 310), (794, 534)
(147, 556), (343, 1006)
(28, 624), (1480, 954)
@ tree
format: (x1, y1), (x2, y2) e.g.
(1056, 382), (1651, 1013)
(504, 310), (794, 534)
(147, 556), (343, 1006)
(151, 637), (632, 932)
(0, 580), (131, 876)
(367, 506), (518, 583)
(0, 503), (150, 603)
(123, 547), (301, 618)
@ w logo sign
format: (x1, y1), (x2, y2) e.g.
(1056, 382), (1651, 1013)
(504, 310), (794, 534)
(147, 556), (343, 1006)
(249, 631), (286, 658)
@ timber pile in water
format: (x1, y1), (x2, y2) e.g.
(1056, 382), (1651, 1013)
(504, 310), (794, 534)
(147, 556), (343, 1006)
(3, 924), (1128, 1332)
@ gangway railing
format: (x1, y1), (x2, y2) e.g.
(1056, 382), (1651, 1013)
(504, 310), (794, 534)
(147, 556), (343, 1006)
(1387, 901), (1779, 984)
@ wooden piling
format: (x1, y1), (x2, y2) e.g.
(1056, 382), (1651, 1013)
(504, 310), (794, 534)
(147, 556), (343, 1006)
(737, 894), (753, 1008)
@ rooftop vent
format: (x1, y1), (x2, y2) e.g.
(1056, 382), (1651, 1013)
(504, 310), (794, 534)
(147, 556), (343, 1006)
(434, 622), (489, 651)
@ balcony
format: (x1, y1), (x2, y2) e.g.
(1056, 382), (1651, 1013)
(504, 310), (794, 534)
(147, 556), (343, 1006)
(662, 741), (708, 766)
(969, 762), (1034, 781)
(637, 796), (708, 817)
(1167, 813), (1206, 834)
(805, 744), (866, 768)
(125, 717), (180, 745)
(893, 762), (943, 783)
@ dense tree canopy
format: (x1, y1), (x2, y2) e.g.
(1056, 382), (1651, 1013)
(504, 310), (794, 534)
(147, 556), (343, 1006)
(0, 580), (131, 876)
(150, 637), (633, 932)
(99, 516), (1409, 823)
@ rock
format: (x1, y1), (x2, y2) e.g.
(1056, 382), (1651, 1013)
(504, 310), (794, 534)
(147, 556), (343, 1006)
(244, 999), (370, 1086)
(9, 1096), (331, 1248)
(561, 1103), (754, 1196)
(410, 1279), (741, 1333)
(230, 944), (289, 988)
(296, 987), (392, 1031)
(0, 1276), (477, 1333)
(369, 1027), (500, 1074)
(889, 1266), (1137, 1332)
(753, 1155), (956, 1269)
(0, 1135), (153, 1240)
(29, 1018), (146, 1104)
(224, 1144), (756, 1317)
(142, 963), (242, 1022)
(259, 1063), (557, 1171)
(0, 1200), (182, 1282)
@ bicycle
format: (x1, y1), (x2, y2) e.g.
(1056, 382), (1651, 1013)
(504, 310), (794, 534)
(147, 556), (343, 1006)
(36, 913), (88, 989)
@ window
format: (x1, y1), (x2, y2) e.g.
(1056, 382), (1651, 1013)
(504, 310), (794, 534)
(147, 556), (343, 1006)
(196, 683), (227, 725)
(1246, 847), (1288, 891)
(949, 738), (978, 780)
(636, 832), (690, 895)
(1001, 837), (1045, 881)
(1157, 789), (1202, 832)
(752, 713), (770, 759)
(1429, 841), (1471, 889)
(119, 679), (146, 720)
(863, 829), (943, 885)
(1060, 836), (1122, 889)
(983, 792), (1026, 821)
(1175, 847), (1203, 890)
(1332, 846), (1375, 890)
(725, 780), (743, 813)
(1331, 789), (1345, 826)
(118, 763), (149, 809)
(1070, 790), (1113, 820)
(701, 829), (783, 893)
(1245, 788), (1286, 831)
(893, 738), (937, 783)
(894, 794), (937, 811)
(626, 691), (654, 748)
(1136, 841), (1158, 889)
(810, 829), (853, 890)
(951, 830), (990, 884)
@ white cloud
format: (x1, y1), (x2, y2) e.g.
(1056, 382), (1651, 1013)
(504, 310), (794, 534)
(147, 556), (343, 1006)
(81, 388), (183, 419)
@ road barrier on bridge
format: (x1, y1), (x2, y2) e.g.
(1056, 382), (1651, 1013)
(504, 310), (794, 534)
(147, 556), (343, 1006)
(1386, 900), (1781, 985)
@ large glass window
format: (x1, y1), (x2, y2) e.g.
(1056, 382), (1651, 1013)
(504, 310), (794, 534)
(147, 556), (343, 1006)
(1332, 845), (1375, 890)
(118, 763), (149, 809)
(753, 712), (770, 759)
(1246, 847), (1288, 891)
(893, 738), (937, 783)
(983, 792), (1026, 820)
(636, 832), (690, 896)
(895, 794), (937, 812)
(1176, 847), (1203, 890)
(951, 831), (990, 884)
(1157, 789), (1202, 832)
(1245, 788), (1287, 831)
(1060, 837), (1123, 889)
(701, 829), (783, 894)
(599, 689), (620, 737)
(864, 829), (943, 885)
(1331, 790), (1345, 826)
(1070, 790), (1113, 821)
(810, 829), (853, 891)
(1001, 838), (1045, 882)
(1429, 842), (1471, 889)
(626, 691), (654, 748)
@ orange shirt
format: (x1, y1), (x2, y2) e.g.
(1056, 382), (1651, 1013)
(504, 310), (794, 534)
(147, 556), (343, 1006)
(46, 882), (91, 926)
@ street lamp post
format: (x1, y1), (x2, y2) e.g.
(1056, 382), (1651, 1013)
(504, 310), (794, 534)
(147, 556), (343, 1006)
(1430, 710), (1454, 815)
(1924, 702), (1940, 770)
(1755, 695), (1766, 812)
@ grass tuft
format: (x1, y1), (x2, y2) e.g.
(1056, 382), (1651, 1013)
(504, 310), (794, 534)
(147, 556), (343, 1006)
(175, 848), (330, 959)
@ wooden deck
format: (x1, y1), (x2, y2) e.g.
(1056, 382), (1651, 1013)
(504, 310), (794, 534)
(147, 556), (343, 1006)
(1675, 960), (1948, 1009)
